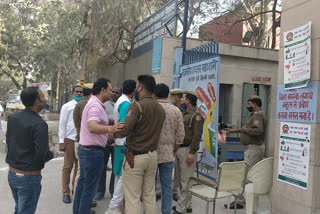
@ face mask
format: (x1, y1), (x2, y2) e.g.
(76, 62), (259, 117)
(133, 90), (140, 101)
(73, 96), (83, 102)
(247, 106), (253, 112)
(181, 103), (187, 109)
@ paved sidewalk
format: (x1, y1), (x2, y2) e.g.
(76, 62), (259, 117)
(0, 154), (271, 214)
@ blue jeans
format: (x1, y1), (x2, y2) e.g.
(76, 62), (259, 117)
(8, 171), (42, 214)
(156, 162), (174, 214)
(73, 146), (105, 214)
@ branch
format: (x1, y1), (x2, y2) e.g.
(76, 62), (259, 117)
(145, 0), (152, 15)
(225, 9), (281, 36)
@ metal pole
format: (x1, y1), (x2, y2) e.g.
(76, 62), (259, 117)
(182, 0), (189, 63)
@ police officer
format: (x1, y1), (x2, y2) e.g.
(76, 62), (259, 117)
(173, 91), (204, 214)
(169, 88), (185, 202)
(170, 88), (184, 108)
(225, 95), (265, 209)
(114, 75), (165, 214)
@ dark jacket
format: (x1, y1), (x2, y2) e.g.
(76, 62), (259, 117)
(115, 96), (165, 152)
(6, 109), (53, 171)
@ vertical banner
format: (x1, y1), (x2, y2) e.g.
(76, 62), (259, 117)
(278, 122), (311, 189)
(284, 22), (311, 90)
(151, 38), (162, 74)
(180, 57), (220, 178)
(172, 47), (183, 88)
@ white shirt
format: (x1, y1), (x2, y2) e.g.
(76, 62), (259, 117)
(104, 100), (115, 121)
(59, 99), (78, 143)
(113, 94), (131, 146)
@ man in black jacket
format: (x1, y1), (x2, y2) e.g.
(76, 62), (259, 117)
(6, 87), (54, 214)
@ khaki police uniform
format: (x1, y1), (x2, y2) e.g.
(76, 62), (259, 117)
(176, 108), (204, 213)
(237, 109), (265, 169)
(115, 95), (165, 214)
(233, 109), (265, 206)
(170, 88), (185, 196)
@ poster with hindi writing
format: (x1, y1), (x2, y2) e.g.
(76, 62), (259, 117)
(180, 57), (220, 179)
(284, 22), (311, 90)
(276, 81), (318, 123)
(278, 122), (311, 190)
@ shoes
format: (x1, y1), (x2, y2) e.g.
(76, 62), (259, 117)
(105, 207), (121, 214)
(224, 201), (244, 209)
(93, 192), (104, 200)
(90, 210), (96, 214)
(91, 201), (97, 208)
(172, 206), (192, 213)
(156, 194), (161, 201)
(62, 194), (71, 204)
(172, 193), (179, 202)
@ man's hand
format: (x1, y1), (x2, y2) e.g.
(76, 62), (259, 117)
(112, 122), (124, 133)
(186, 154), (195, 166)
(108, 134), (115, 141)
(50, 147), (56, 157)
(59, 143), (66, 152)
(225, 128), (235, 134)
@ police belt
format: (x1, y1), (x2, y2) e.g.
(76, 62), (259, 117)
(127, 148), (154, 156)
(179, 144), (190, 148)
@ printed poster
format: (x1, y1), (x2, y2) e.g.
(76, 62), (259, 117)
(180, 57), (220, 177)
(151, 38), (162, 74)
(276, 81), (318, 123)
(278, 122), (310, 189)
(284, 22), (311, 90)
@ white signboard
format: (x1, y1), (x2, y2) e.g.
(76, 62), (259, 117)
(284, 22), (311, 90)
(29, 82), (52, 91)
(278, 122), (311, 189)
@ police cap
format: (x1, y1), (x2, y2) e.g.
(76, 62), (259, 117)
(184, 90), (198, 98)
(83, 83), (93, 89)
(170, 88), (184, 95)
(248, 95), (261, 102)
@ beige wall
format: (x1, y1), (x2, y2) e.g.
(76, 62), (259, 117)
(271, 0), (320, 214)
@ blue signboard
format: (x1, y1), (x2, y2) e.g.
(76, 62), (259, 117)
(151, 38), (162, 74)
(132, 0), (177, 58)
(276, 81), (318, 123)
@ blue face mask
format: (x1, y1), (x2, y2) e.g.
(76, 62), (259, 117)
(73, 96), (83, 102)
(181, 103), (187, 109)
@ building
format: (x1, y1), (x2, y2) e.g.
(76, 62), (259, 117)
(199, 11), (281, 49)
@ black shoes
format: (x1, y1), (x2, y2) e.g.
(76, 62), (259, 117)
(172, 193), (179, 202)
(172, 206), (192, 213)
(63, 194), (71, 204)
(224, 201), (244, 209)
(156, 194), (161, 201)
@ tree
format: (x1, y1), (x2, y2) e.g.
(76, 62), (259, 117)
(0, 0), (48, 89)
(219, 0), (281, 48)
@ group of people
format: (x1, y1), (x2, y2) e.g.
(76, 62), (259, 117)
(5, 75), (205, 214)
(5, 73), (266, 214)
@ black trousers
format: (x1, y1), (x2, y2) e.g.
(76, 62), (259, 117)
(97, 145), (115, 196)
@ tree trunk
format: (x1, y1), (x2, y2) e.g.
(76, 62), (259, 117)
(2, 70), (21, 90)
(256, 0), (274, 48)
(271, 0), (278, 49)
